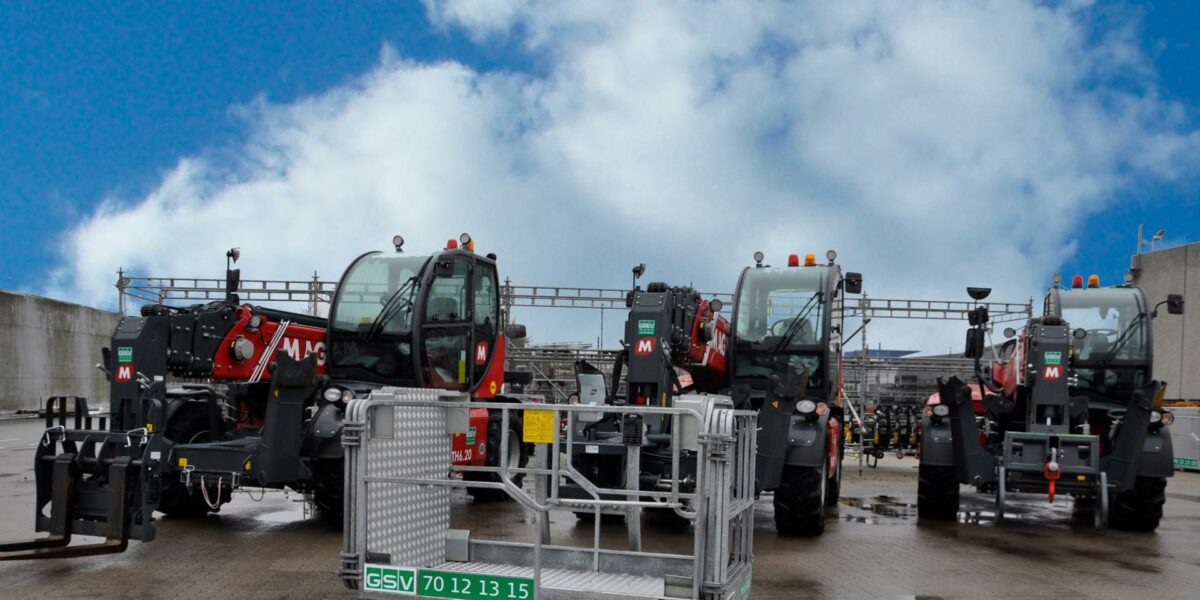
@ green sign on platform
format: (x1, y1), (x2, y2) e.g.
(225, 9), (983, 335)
(1175, 457), (1198, 468)
(364, 564), (534, 600)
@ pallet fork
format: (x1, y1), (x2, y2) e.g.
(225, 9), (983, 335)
(0, 396), (163, 561)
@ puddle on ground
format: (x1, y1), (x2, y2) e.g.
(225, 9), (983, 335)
(840, 495), (918, 521)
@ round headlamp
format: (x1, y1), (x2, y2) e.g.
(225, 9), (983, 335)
(341, 389), (355, 402)
(796, 399), (817, 414)
(1149, 410), (1162, 424)
(1161, 411), (1174, 427)
(323, 388), (343, 403)
(933, 404), (950, 417)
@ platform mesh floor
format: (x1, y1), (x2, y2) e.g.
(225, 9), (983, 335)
(430, 561), (665, 596)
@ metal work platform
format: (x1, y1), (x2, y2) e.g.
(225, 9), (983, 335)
(340, 388), (757, 600)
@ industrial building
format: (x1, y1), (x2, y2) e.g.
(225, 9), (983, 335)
(1130, 241), (1200, 402)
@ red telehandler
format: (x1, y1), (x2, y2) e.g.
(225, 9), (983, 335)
(0, 234), (530, 560)
(919, 275), (1184, 530)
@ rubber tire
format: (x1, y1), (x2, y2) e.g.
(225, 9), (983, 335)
(574, 511), (625, 523)
(826, 440), (843, 508)
(466, 413), (528, 502)
(158, 406), (226, 518)
(1109, 477), (1166, 532)
(917, 463), (959, 521)
(774, 461), (827, 536)
(312, 458), (345, 527)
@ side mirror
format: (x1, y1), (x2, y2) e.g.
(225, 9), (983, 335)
(225, 268), (241, 298)
(968, 306), (989, 326)
(1167, 294), (1184, 315)
(709, 298), (724, 313)
(844, 272), (863, 295)
(964, 328), (985, 359)
(505, 324), (528, 339)
(1003, 327), (1016, 339)
(1072, 328), (1088, 340)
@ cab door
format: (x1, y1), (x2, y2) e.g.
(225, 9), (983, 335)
(419, 256), (474, 390)
(469, 261), (500, 391)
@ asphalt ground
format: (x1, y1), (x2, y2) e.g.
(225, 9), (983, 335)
(1, 417), (1198, 599)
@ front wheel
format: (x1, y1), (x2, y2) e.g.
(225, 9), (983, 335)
(466, 412), (528, 502)
(826, 439), (843, 508)
(774, 461), (827, 536)
(1109, 477), (1166, 532)
(158, 406), (229, 518)
(917, 463), (959, 521)
(312, 458), (345, 527)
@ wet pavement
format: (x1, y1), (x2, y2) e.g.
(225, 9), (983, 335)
(1, 417), (1198, 599)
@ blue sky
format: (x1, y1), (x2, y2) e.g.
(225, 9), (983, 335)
(2, 1), (1198, 349)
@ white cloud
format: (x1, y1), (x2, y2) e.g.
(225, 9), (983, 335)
(47, 0), (1199, 351)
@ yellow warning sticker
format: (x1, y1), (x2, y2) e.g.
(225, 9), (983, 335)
(178, 457), (188, 468)
(523, 409), (556, 444)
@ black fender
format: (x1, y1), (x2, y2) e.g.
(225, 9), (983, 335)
(1136, 429), (1175, 479)
(302, 402), (345, 461)
(783, 413), (831, 468)
(919, 416), (956, 467)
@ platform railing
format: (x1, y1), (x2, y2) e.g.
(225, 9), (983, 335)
(339, 387), (756, 600)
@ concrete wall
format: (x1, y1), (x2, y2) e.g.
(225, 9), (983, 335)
(1132, 243), (1200, 401)
(0, 290), (119, 413)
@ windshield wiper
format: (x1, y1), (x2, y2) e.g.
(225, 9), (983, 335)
(1097, 312), (1145, 369)
(773, 292), (823, 352)
(365, 276), (417, 339)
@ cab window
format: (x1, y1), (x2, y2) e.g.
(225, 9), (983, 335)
(425, 259), (470, 322)
(474, 265), (498, 329)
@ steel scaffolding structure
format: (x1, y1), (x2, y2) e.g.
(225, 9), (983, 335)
(115, 272), (1031, 322)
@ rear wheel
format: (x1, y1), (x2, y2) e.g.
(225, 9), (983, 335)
(467, 412), (528, 502)
(1109, 477), (1166, 532)
(917, 463), (959, 521)
(774, 461), (827, 536)
(158, 406), (229, 518)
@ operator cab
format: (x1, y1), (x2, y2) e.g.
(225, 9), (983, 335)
(326, 236), (501, 393)
(729, 253), (860, 403)
(1046, 284), (1151, 401)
